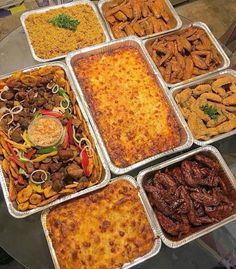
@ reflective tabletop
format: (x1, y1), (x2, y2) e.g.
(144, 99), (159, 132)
(0, 12), (236, 269)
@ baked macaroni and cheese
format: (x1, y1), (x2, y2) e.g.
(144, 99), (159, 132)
(46, 179), (155, 269)
(74, 46), (181, 168)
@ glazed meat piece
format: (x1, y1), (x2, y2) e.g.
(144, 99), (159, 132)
(167, 167), (185, 186)
(39, 163), (50, 172)
(143, 153), (235, 239)
(153, 171), (177, 193)
(58, 149), (74, 160)
(190, 191), (220, 207)
(156, 211), (182, 236)
(50, 163), (63, 173)
(51, 172), (65, 182)
(11, 128), (23, 143)
(25, 162), (34, 174)
(194, 154), (219, 169)
(66, 163), (84, 180)
(52, 179), (64, 192)
(205, 203), (234, 221)
(1, 90), (14, 100)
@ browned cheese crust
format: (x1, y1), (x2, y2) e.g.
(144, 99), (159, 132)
(74, 47), (181, 167)
(47, 180), (155, 269)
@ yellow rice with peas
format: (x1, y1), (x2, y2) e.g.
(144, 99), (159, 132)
(25, 4), (105, 59)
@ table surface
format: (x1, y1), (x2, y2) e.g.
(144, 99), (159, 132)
(0, 8), (236, 269)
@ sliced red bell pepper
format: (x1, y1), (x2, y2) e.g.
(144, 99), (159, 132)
(17, 175), (24, 185)
(9, 156), (26, 170)
(66, 119), (74, 145)
(40, 110), (62, 118)
(81, 148), (90, 177)
(7, 143), (17, 158)
(25, 148), (37, 159)
(63, 129), (69, 149)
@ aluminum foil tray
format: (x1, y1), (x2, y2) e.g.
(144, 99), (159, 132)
(0, 62), (110, 218)
(66, 36), (193, 175)
(20, 0), (110, 63)
(137, 145), (236, 248)
(98, 0), (182, 40)
(143, 21), (230, 89)
(170, 69), (236, 146)
(41, 175), (162, 269)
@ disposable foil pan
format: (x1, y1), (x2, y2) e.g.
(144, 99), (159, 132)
(20, 0), (110, 63)
(0, 62), (110, 218)
(98, 0), (182, 40)
(66, 36), (193, 175)
(137, 145), (236, 248)
(41, 175), (162, 269)
(143, 21), (230, 88)
(171, 69), (236, 146)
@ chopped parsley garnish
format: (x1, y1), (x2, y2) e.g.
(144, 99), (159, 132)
(49, 14), (80, 32)
(200, 104), (219, 120)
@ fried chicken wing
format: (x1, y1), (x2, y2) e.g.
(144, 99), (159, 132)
(144, 153), (234, 238)
(146, 26), (223, 84)
(192, 84), (212, 96)
(223, 94), (236, 106)
(103, 0), (177, 38)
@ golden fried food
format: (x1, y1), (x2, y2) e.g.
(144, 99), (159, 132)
(175, 75), (236, 140)
(102, 0), (177, 38)
(0, 66), (103, 212)
(192, 84), (212, 96)
(18, 202), (29, 211)
(29, 193), (42, 205)
(24, 4), (105, 59)
(74, 46), (181, 168)
(17, 185), (33, 204)
(146, 26), (223, 84)
(46, 180), (155, 269)
(223, 94), (236, 106)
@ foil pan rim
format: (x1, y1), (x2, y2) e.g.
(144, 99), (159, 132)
(66, 35), (193, 175)
(0, 61), (111, 218)
(143, 21), (231, 89)
(97, 0), (182, 41)
(20, 0), (110, 63)
(41, 175), (162, 269)
(170, 68), (236, 146)
(137, 145), (236, 248)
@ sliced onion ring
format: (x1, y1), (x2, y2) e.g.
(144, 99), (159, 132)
(8, 123), (20, 137)
(47, 81), (55, 90)
(30, 170), (48, 185)
(60, 98), (70, 110)
(81, 144), (94, 158)
(11, 105), (23, 114)
(67, 107), (72, 114)
(0, 112), (14, 125)
(0, 86), (9, 101)
(52, 84), (59, 93)
(79, 138), (92, 150)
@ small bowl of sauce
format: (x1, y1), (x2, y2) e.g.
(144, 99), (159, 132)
(28, 116), (63, 148)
